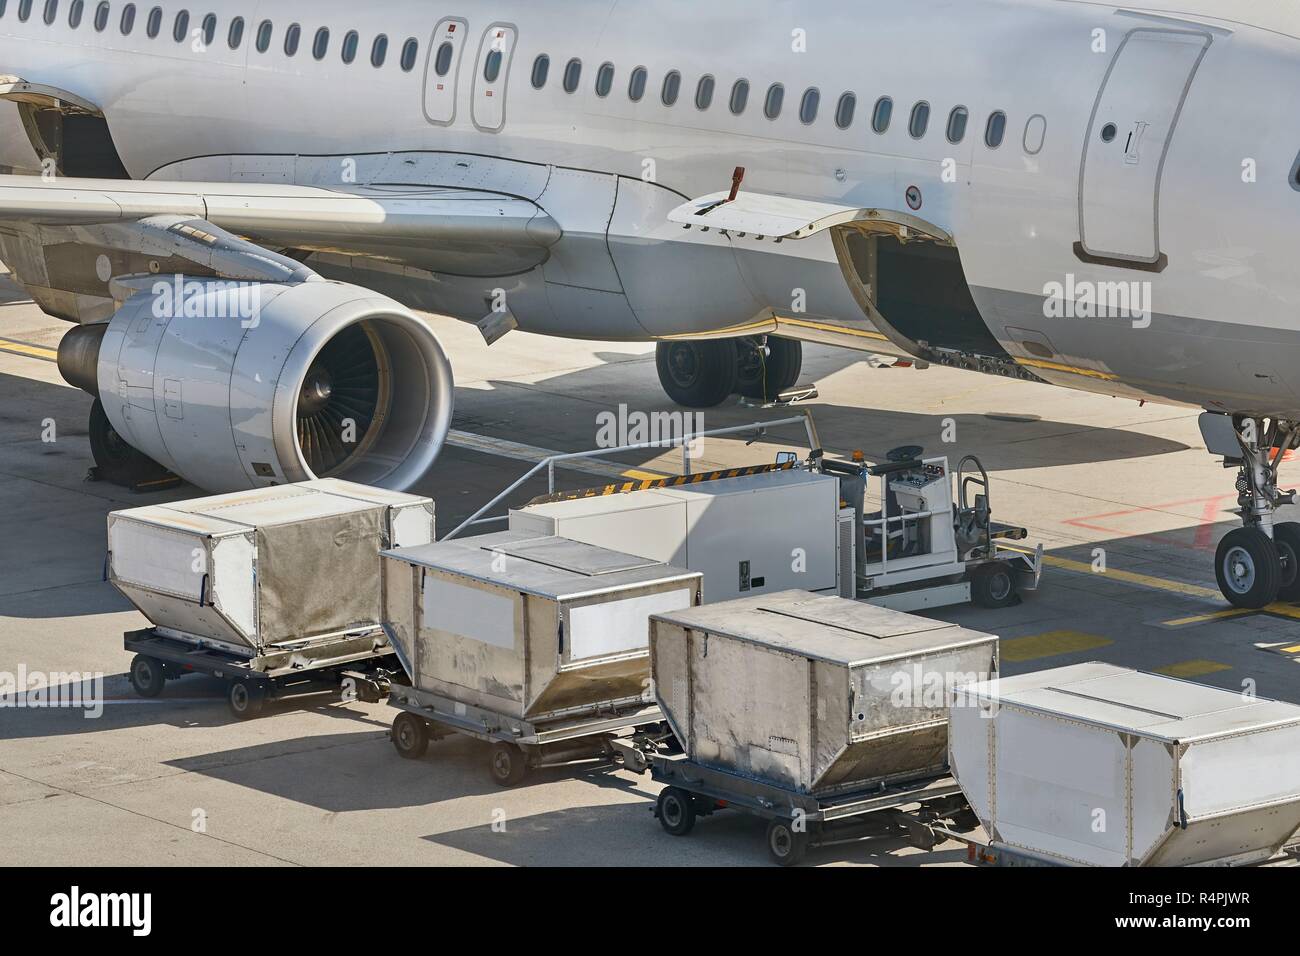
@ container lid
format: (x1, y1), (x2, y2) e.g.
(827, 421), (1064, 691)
(650, 590), (996, 665)
(384, 531), (700, 600)
(957, 662), (1300, 742)
(151, 484), (381, 528)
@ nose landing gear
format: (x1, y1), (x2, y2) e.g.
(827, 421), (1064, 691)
(1203, 414), (1300, 608)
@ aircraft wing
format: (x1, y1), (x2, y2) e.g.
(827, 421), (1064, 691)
(0, 174), (562, 277)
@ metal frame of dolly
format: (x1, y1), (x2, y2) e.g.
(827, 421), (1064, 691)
(387, 683), (675, 787)
(124, 627), (402, 719)
(650, 754), (975, 866)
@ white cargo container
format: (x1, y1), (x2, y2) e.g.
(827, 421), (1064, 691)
(650, 590), (999, 794)
(109, 480), (434, 655)
(383, 532), (701, 722)
(509, 469), (848, 602)
(949, 662), (1300, 866)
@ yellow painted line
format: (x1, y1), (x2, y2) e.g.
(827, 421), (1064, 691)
(1015, 357), (1119, 382)
(1000, 630), (1113, 663)
(1163, 607), (1255, 627)
(1030, 552), (1224, 601)
(0, 337), (57, 362)
(1281, 644), (1300, 654)
(775, 317), (890, 342)
(1155, 660), (1233, 679)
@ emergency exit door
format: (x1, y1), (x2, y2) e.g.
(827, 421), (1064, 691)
(472, 24), (517, 132)
(1078, 29), (1210, 266)
(423, 17), (467, 126)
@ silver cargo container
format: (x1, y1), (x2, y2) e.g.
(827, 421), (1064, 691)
(383, 532), (702, 722)
(650, 590), (998, 794)
(950, 662), (1300, 866)
(108, 480), (434, 655)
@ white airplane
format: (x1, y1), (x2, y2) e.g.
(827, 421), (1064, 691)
(0, 0), (1296, 609)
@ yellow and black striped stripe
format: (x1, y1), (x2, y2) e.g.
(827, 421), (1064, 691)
(525, 460), (798, 506)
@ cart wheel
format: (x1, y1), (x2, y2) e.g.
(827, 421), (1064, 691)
(766, 818), (809, 866)
(391, 712), (429, 760)
(489, 742), (530, 787)
(971, 561), (1018, 609)
(227, 681), (267, 719)
(656, 787), (697, 836)
(129, 654), (165, 698)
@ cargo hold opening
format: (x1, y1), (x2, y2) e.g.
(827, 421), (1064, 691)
(0, 77), (130, 178)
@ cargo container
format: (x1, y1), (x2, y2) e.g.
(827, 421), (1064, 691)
(382, 532), (701, 784)
(109, 480), (433, 716)
(949, 662), (1300, 866)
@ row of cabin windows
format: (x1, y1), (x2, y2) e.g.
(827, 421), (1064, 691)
(0, 1), (421, 71)
(528, 55), (1009, 147)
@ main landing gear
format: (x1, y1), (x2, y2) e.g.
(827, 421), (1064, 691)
(655, 336), (802, 408)
(1204, 414), (1300, 609)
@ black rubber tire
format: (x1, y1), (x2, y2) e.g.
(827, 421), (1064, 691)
(656, 787), (697, 836)
(128, 654), (165, 698)
(1216, 527), (1282, 609)
(227, 681), (267, 720)
(1272, 522), (1300, 601)
(655, 340), (738, 408)
(971, 561), (1018, 609)
(765, 818), (809, 866)
(489, 742), (530, 787)
(88, 399), (170, 487)
(736, 337), (803, 401)
(391, 712), (429, 760)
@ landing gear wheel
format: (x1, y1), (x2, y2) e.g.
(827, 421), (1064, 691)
(656, 340), (738, 408)
(391, 712), (429, 759)
(1216, 527), (1281, 609)
(489, 742), (530, 787)
(88, 399), (170, 487)
(736, 337), (803, 401)
(971, 561), (1018, 609)
(227, 681), (267, 719)
(656, 787), (697, 836)
(765, 818), (809, 866)
(128, 654), (165, 698)
(1272, 522), (1300, 601)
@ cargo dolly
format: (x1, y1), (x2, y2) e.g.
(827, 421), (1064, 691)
(651, 754), (975, 866)
(125, 626), (403, 719)
(388, 683), (675, 786)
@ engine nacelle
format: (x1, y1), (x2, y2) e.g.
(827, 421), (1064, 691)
(74, 278), (453, 491)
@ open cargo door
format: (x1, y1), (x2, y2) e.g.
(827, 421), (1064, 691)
(0, 76), (128, 178)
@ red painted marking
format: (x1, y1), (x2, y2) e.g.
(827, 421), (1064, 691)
(1063, 494), (1238, 553)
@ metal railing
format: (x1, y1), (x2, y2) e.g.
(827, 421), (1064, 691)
(444, 408), (822, 540)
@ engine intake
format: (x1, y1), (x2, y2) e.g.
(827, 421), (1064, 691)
(62, 278), (453, 492)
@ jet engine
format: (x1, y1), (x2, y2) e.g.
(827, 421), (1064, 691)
(57, 278), (453, 492)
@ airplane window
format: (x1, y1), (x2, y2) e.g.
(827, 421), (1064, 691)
(763, 83), (784, 120)
(255, 19), (271, 53)
(871, 96), (892, 133)
(595, 62), (614, 97)
(93, 2), (108, 32)
(371, 34), (387, 68)
(312, 26), (329, 60)
(835, 92), (856, 129)
(729, 79), (749, 115)
(628, 66), (647, 102)
(118, 2), (132, 34)
(400, 37), (418, 72)
(563, 58), (581, 93)
(909, 101), (930, 138)
(946, 105), (968, 144)
(434, 40), (453, 76)
(484, 49), (503, 82)
(69, 0), (83, 27)
(985, 110), (1006, 148)
(44, 0), (58, 26)
(0, 1), (6, 17)
(341, 30), (358, 64)
(226, 15), (242, 49)
(171, 10), (186, 41)
(530, 54), (549, 88)
(16, 0), (29, 21)
(799, 87), (820, 125)
(695, 74), (714, 110)
(662, 70), (681, 106)
(145, 5), (161, 37)
(200, 13), (215, 47)
(283, 22), (300, 56)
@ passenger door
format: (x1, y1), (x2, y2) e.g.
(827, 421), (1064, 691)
(1078, 29), (1210, 267)
(422, 17), (468, 126)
